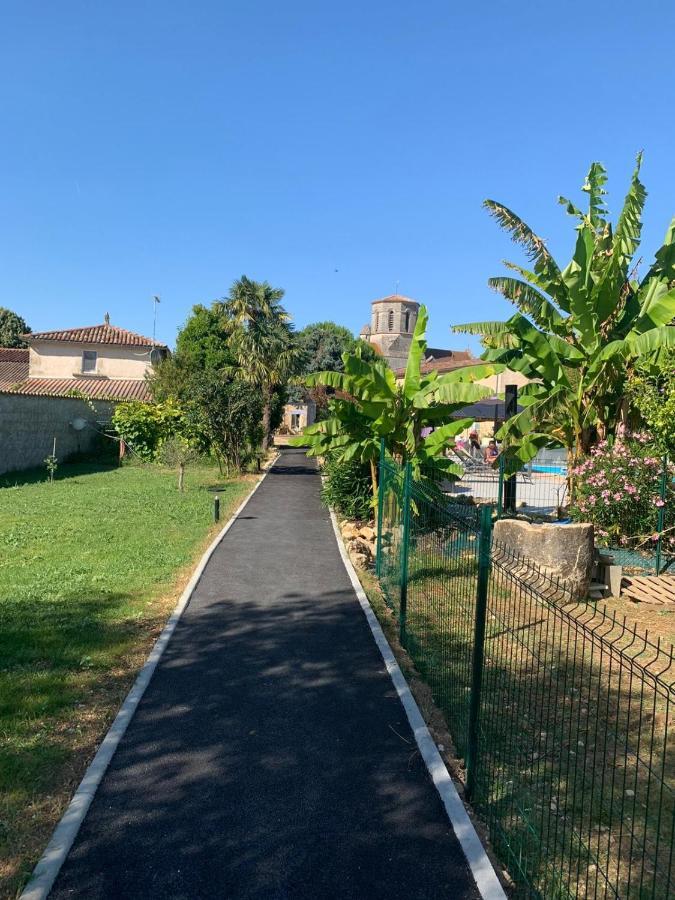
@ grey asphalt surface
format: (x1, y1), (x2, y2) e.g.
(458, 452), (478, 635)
(50, 448), (480, 899)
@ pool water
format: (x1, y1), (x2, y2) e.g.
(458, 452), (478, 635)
(531, 464), (567, 475)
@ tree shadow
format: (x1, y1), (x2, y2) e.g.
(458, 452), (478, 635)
(0, 461), (120, 489)
(47, 582), (480, 900)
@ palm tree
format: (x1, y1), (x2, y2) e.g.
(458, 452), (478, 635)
(223, 276), (302, 451)
(454, 155), (675, 475)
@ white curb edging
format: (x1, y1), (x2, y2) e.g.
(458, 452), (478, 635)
(328, 509), (506, 900)
(21, 458), (278, 900)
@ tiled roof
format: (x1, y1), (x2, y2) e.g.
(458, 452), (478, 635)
(394, 353), (482, 377)
(2, 377), (151, 402)
(25, 323), (166, 348)
(0, 347), (29, 388)
(371, 294), (419, 306)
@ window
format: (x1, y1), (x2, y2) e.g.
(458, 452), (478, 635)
(388, 309), (394, 331)
(375, 312), (380, 331)
(404, 310), (410, 332)
(82, 350), (97, 373)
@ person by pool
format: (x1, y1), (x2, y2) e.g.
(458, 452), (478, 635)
(484, 439), (500, 463)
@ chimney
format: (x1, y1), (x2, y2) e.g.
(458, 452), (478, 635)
(104, 312), (110, 325)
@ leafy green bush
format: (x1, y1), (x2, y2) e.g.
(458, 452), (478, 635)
(571, 438), (671, 549)
(112, 399), (184, 461)
(321, 454), (373, 521)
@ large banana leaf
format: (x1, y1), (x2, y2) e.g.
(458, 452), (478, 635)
(403, 304), (428, 398)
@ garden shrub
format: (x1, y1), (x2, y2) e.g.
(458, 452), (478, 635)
(112, 399), (185, 461)
(321, 454), (373, 521)
(571, 437), (672, 551)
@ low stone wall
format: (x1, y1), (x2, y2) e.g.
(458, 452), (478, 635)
(493, 518), (594, 598)
(0, 393), (114, 475)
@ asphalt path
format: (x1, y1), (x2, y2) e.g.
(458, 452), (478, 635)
(50, 448), (480, 899)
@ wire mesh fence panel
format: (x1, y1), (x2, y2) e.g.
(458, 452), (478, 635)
(374, 445), (675, 899)
(377, 458), (405, 616)
(402, 480), (483, 761)
(476, 544), (675, 899)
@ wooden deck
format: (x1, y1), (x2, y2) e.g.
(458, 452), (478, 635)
(621, 574), (675, 604)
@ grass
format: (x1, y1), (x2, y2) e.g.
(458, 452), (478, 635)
(0, 460), (254, 898)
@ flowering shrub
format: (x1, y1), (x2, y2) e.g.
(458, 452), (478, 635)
(571, 437), (672, 550)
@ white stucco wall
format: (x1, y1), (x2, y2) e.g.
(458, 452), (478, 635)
(28, 341), (153, 380)
(476, 368), (531, 393)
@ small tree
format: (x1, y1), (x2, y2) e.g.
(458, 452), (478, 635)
(112, 399), (184, 460)
(157, 435), (199, 492)
(0, 307), (31, 348)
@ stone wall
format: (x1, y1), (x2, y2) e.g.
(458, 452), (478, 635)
(0, 393), (114, 475)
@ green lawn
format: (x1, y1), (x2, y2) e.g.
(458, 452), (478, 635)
(0, 461), (253, 897)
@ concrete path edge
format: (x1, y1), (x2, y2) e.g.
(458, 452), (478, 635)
(20, 460), (278, 900)
(328, 509), (507, 900)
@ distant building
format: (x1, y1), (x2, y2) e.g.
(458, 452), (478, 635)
(8, 317), (168, 401)
(282, 398), (316, 434)
(360, 294), (421, 370)
(0, 317), (168, 475)
(360, 293), (480, 372)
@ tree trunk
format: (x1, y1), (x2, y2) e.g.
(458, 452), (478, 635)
(261, 395), (272, 452)
(178, 463), (185, 493)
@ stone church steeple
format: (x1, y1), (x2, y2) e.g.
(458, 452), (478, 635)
(360, 295), (420, 369)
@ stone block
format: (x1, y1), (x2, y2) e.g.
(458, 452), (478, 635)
(493, 518), (594, 598)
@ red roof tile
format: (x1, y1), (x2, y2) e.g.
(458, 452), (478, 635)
(25, 323), (166, 348)
(2, 377), (151, 402)
(393, 354), (482, 377)
(0, 347), (29, 388)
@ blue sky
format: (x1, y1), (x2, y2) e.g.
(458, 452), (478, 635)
(1, 1), (674, 352)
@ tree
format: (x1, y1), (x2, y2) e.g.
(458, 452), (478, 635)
(223, 276), (303, 451)
(453, 155), (675, 474)
(293, 321), (379, 417)
(291, 306), (498, 499)
(175, 303), (234, 370)
(149, 303), (234, 403)
(297, 321), (378, 373)
(0, 307), (31, 348)
(626, 350), (675, 455)
(184, 372), (263, 474)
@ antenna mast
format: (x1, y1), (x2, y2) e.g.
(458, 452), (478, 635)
(152, 295), (161, 342)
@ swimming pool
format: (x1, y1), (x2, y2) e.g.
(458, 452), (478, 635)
(531, 463), (567, 475)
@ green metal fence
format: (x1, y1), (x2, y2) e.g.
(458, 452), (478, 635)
(376, 453), (675, 898)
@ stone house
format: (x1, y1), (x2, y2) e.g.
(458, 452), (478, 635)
(0, 318), (168, 475)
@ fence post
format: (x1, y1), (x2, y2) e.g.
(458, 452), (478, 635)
(655, 454), (668, 575)
(375, 438), (386, 578)
(497, 455), (504, 518)
(466, 503), (493, 801)
(399, 460), (413, 647)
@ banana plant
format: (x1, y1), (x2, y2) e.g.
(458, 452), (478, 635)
(453, 155), (675, 475)
(290, 305), (500, 501)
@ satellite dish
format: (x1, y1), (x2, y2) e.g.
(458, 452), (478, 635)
(70, 417), (87, 431)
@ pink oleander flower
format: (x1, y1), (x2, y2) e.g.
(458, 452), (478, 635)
(651, 533), (660, 542)
(613, 492), (623, 501)
(655, 498), (665, 507)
